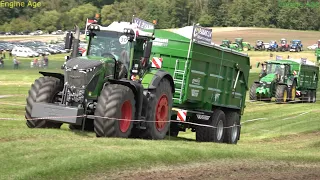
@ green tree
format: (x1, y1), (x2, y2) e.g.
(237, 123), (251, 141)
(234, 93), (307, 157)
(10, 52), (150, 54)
(67, 3), (99, 29)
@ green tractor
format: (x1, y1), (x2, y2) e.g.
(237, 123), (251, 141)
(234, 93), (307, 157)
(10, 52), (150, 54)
(250, 59), (319, 103)
(315, 40), (320, 63)
(220, 39), (238, 50)
(220, 40), (231, 48)
(25, 20), (251, 144)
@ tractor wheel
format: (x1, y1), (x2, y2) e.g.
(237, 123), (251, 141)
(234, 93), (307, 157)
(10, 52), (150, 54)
(289, 81), (297, 101)
(143, 78), (173, 140)
(25, 76), (63, 128)
(69, 119), (94, 131)
(249, 83), (259, 100)
(94, 84), (135, 138)
(311, 90), (317, 103)
(223, 111), (240, 144)
(196, 109), (226, 143)
(275, 85), (288, 103)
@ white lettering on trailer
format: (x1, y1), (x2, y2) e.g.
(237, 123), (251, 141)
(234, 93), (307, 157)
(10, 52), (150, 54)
(192, 78), (201, 85)
(191, 89), (199, 97)
(153, 38), (168, 47)
(196, 114), (210, 120)
(214, 93), (220, 102)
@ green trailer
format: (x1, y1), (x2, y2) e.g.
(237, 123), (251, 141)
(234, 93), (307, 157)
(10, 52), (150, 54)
(25, 20), (250, 144)
(150, 27), (251, 143)
(251, 59), (319, 103)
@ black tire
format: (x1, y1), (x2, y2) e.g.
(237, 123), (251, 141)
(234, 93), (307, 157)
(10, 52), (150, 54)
(275, 85), (288, 103)
(168, 121), (180, 137)
(223, 111), (240, 144)
(69, 119), (94, 131)
(310, 90), (316, 103)
(249, 83), (259, 100)
(94, 84), (135, 138)
(25, 76), (63, 128)
(143, 78), (173, 140)
(289, 81), (297, 101)
(196, 109), (226, 143)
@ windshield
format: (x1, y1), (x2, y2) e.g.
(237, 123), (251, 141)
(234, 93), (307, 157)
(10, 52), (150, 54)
(87, 31), (131, 63)
(292, 41), (299, 44)
(266, 63), (285, 75)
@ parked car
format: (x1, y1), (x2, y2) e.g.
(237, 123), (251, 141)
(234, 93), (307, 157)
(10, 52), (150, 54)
(290, 40), (303, 52)
(307, 44), (318, 50)
(11, 47), (39, 57)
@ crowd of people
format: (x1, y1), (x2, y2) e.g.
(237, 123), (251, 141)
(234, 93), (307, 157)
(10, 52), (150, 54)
(0, 50), (49, 69)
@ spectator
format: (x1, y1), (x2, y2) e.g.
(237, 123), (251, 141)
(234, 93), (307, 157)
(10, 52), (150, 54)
(43, 55), (48, 68)
(2, 50), (6, 59)
(33, 58), (38, 67)
(13, 56), (19, 69)
(9, 51), (12, 58)
(0, 57), (4, 68)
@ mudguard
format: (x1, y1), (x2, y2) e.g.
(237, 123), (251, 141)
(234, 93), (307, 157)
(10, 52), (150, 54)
(39, 71), (64, 83)
(108, 79), (144, 120)
(141, 69), (175, 93)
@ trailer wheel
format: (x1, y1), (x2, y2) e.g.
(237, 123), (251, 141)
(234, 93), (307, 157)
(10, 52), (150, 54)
(94, 84), (135, 138)
(25, 76), (63, 128)
(196, 109), (226, 143)
(223, 111), (240, 144)
(249, 83), (259, 100)
(144, 78), (173, 140)
(275, 85), (288, 103)
(310, 90), (316, 103)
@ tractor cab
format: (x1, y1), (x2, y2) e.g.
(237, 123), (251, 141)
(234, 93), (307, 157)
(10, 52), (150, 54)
(265, 62), (290, 83)
(74, 22), (154, 80)
(280, 38), (287, 45)
(221, 40), (231, 48)
(235, 38), (243, 50)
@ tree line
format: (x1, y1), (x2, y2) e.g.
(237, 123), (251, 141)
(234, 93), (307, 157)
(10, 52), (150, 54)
(1, 0), (320, 32)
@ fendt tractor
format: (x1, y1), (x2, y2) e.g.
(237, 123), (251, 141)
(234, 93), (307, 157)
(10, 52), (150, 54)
(25, 20), (250, 144)
(315, 40), (320, 63)
(250, 59), (319, 103)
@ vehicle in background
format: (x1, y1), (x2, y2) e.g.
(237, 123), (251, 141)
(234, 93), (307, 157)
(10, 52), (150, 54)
(11, 47), (39, 57)
(308, 44), (318, 50)
(290, 40), (303, 52)
(267, 41), (278, 51)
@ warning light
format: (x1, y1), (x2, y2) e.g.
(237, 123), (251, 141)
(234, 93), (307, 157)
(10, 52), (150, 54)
(95, 13), (100, 19)
(152, 20), (157, 25)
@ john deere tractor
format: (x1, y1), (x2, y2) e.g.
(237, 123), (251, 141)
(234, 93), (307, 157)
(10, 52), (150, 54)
(315, 40), (320, 63)
(220, 39), (238, 50)
(250, 59), (318, 103)
(25, 21), (175, 140)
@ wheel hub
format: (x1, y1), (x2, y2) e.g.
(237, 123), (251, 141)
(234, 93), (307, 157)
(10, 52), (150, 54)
(155, 95), (169, 131)
(120, 100), (132, 133)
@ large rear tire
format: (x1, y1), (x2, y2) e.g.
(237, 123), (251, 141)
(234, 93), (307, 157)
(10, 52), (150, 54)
(94, 84), (135, 138)
(143, 78), (173, 140)
(275, 85), (288, 103)
(25, 76), (63, 128)
(223, 111), (240, 144)
(196, 109), (226, 143)
(249, 83), (259, 100)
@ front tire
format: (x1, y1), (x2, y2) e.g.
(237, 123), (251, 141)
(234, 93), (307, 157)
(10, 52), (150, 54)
(143, 78), (173, 140)
(249, 83), (259, 100)
(25, 76), (63, 128)
(94, 84), (136, 138)
(275, 85), (288, 103)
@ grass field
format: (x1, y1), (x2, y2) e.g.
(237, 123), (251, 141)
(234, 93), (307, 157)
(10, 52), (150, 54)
(1, 31), (320, 179)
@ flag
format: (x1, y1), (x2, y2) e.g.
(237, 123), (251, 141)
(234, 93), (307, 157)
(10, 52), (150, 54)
(276, 55), (282, 60)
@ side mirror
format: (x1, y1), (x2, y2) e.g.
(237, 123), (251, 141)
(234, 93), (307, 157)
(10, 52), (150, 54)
(143, 41), (152, 58)
(65, 32), (73, 49)
(256, 62), (260, 68)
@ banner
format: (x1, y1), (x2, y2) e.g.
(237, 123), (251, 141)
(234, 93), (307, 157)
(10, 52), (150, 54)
(132, 17), (154, 30)
(192, 25), (212, 45)
(276, 55), (282, 60)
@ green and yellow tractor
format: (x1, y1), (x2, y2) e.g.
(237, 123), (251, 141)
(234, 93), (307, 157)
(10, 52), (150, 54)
(250, 59), (319, 103)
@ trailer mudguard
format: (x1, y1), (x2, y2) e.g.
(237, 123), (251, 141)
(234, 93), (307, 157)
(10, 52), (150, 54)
(108, 79), (144, 120)
(141, 69), (175, 93)
(39, 71), (64, 83)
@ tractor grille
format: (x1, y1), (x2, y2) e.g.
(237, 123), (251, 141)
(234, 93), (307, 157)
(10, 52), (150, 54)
(64, 58), (102, 88)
